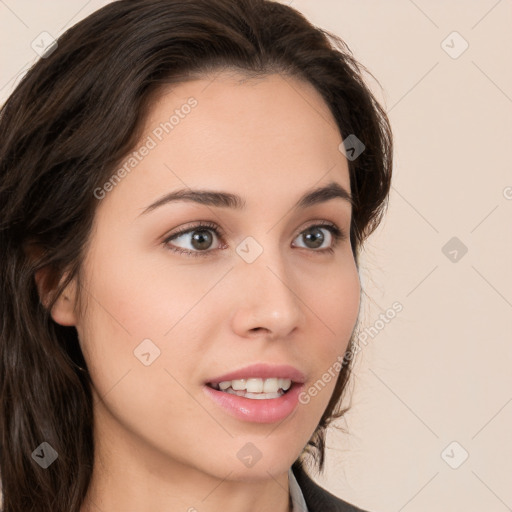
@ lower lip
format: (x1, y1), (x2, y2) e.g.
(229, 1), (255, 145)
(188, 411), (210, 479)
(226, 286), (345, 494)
(202, 382), (304, 424)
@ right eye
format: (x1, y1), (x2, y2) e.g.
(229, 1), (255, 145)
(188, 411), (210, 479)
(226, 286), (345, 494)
(163, 221), (226, 257)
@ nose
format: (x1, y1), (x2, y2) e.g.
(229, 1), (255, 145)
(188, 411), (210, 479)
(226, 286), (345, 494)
(229, 248), (304, 341)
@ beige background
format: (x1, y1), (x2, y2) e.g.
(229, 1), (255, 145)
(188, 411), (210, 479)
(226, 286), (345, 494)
(1, 1), (511, 511)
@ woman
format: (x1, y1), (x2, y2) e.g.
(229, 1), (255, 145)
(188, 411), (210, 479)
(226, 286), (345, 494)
(0, 1), (393, 511)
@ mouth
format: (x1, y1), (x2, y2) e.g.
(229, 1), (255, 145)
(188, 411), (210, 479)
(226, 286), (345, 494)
(203, 377), (304, 423)
(206, 377), (294, 400)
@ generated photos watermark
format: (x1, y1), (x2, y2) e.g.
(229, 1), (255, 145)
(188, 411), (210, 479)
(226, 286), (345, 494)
(298, 301), (403, 404)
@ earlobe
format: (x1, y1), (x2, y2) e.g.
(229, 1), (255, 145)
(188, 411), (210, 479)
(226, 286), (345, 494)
(50, 282), (78, 326)
(34, 267), (79, 326)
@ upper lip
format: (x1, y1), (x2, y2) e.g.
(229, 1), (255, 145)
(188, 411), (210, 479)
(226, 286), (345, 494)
(205, 363), (307, 385)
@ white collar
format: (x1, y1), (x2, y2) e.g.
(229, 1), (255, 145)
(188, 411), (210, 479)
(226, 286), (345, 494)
(288, 467), (309, 512)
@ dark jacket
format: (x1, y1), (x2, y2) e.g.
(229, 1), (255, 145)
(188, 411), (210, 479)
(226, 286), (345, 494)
(291, 461), (372, 512)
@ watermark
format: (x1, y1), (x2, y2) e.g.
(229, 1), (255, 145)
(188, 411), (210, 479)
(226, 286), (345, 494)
(356, 301), (403, 348)
(441, 441), (469, 469)
(93, 97), (198, 200)
(298, 301), (403, 404)
(338, 133), (365, 161)
(441, 31), (469, 59)
(442, 236), (468, 263)
(31, 441), (58, 468)
(236, 442), (262, 468)
(236, 236), (264, 263)
(133, 338), (161, 366)
(31, 31), (58, 58)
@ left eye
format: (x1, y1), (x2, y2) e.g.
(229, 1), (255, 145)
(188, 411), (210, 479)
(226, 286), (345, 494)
(163, 221), (345, 257)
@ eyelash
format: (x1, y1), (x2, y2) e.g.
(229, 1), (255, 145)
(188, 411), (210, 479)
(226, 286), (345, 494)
(162, 220), (347, 258)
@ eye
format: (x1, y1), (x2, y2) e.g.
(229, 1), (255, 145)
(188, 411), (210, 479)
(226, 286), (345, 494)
(292, 221), (346, 254)
(163, 220), (347, 257)
(163, 221), (224, 258)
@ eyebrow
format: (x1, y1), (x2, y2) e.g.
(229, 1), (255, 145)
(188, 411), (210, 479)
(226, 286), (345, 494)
(139, 180), (353, 216)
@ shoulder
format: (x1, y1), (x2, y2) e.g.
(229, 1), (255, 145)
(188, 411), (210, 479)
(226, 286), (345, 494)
(291, 461), (374, 512)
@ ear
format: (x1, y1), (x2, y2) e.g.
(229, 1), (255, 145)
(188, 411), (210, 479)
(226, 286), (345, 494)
(34, 266), (79, 326)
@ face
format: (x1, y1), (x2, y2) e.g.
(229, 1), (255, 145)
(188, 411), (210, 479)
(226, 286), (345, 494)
(53, 72), (360, 482)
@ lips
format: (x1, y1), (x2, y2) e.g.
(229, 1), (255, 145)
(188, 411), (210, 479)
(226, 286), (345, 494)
(203, 379), (305, 423)
(204, 363), (307, 385)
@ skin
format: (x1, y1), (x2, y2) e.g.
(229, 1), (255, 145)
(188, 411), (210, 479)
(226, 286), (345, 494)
(43, 71), (361, 512)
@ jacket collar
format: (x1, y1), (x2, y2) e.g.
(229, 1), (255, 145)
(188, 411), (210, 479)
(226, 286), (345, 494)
(291, 461), (369, 512)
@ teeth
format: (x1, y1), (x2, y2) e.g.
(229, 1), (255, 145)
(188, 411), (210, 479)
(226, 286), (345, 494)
(211, 377), (292, 393)
(263, 378), (279, 393)
(246, 378), (263, 393)
(225, 388), (283, 399)
(231, 379), (247, 391)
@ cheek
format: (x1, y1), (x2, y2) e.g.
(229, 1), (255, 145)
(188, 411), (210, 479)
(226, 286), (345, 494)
(309, 256), (361, 352)
(82, 240), (216, 338)
(77, 240), (220, 400)
(76, 251), (210, 455)
(298, 259), (360, 405)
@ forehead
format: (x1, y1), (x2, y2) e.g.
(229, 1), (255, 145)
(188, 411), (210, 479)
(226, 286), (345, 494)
(145, 71), (341, 151)
(96, 72), (350, 217)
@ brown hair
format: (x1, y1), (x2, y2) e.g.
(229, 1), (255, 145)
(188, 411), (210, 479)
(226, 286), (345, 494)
(0, 0), (393, 510)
